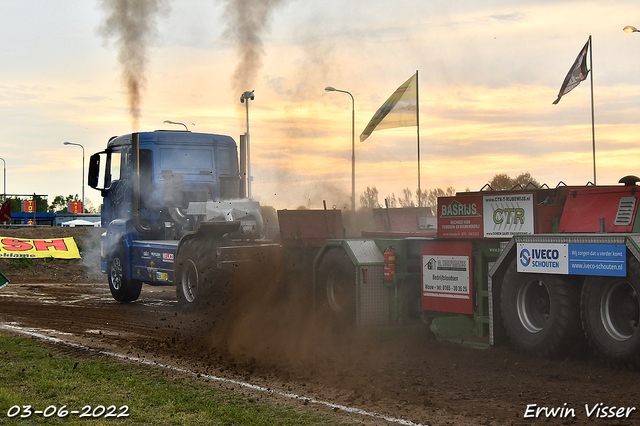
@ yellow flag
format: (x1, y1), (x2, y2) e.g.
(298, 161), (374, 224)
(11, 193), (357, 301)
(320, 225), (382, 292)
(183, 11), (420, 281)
(360, 73), (418, 142)
(0, 237), (81, 259)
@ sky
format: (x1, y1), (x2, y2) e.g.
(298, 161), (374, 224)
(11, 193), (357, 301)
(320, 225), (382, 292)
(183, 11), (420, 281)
(1, 0), (640, 211)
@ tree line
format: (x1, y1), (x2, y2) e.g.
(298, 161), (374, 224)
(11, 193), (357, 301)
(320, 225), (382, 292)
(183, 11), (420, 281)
(4, 195), (98, 213)
(360, 172), (540, 213)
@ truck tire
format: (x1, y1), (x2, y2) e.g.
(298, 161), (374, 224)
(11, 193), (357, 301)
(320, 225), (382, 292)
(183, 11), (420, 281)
(107, 248), (142, 302)
(317, 248), (356, 326)
(500, 259), (581, 358)
(581, 257), (640, 369)
(175, 239), (219, 312)
(176, 257), (202, 310)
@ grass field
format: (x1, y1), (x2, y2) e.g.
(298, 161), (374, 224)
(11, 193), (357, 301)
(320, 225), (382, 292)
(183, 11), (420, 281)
(0, 334), (357, 425)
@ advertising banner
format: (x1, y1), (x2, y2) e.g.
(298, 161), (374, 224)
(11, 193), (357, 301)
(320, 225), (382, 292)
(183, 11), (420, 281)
(438, 195), (483, 238)
(23, 200), (34, 213)
(0, 237), (81, 259)
(517, 243), (626, 277)
(483, 194), (534, 238)
(421, 240), (474, 314)
(0, 201), (10, 222)
(517, 243), (569, 274)
(69, 201), (83, 214)
(438, 194), (535, 239)
(423, 255), (471, 299)
(567, 244), (626, 277)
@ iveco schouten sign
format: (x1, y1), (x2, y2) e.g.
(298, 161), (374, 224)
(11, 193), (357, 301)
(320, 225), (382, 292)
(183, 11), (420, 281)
(517, 243), (626, 276)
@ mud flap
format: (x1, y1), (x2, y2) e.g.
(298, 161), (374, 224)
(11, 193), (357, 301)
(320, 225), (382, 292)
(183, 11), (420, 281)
(315, 240), (388, 327)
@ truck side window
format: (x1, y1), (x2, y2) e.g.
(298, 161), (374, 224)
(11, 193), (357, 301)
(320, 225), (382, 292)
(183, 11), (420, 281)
(218, 147), (231, 176)
(111, 152), (122, 182)
(139, 150), (153, 199)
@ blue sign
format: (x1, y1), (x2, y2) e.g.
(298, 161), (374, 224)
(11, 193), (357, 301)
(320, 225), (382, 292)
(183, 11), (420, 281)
(568, 244), (626, 277)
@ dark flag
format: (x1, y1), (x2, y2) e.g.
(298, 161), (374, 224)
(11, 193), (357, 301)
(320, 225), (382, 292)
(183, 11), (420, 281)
(553, 39), (590, 105)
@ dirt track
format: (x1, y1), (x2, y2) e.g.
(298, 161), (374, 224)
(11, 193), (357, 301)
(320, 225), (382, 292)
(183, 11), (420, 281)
(1, 229), (640, 425)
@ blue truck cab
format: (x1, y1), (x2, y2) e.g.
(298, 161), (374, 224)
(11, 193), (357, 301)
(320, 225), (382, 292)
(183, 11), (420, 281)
(88, 130), (243, 302)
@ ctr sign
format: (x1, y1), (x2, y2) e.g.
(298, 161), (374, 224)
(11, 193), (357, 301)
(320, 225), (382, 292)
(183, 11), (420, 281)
(483, 194), (534, 238)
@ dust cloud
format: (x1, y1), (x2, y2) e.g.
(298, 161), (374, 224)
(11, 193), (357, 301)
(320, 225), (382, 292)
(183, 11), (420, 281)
(196, 249), (363, 373)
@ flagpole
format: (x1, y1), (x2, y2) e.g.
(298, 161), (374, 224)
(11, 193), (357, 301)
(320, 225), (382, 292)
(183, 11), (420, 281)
(589, 35), (596, 185)
(416, 70), (421, 206)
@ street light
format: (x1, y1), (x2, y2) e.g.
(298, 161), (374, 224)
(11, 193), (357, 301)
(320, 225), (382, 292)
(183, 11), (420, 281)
(624, 26), (639, 33)
(325, 86), (356, 211)
(163, 120), (189, 131)
(63, 142), (85, 213)
(240, 90), (255, 198)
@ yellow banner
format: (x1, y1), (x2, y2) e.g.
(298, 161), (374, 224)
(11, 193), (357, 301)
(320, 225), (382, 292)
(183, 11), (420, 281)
(0, 237), (81, 259)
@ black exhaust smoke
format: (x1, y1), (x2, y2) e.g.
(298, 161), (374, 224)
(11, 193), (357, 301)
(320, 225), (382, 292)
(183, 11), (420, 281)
(222, 0), (289, 96)
(99, 0), (168, 130)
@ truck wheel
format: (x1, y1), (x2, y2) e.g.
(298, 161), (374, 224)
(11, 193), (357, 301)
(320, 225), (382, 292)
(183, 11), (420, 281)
(317, 248), (356, 326)
(581, 258), (640, 369)
(500, 259), (581, 358)
(107, 249), (142, 302)
(175, 240), (216, 312)
(176, 257), (202, 310)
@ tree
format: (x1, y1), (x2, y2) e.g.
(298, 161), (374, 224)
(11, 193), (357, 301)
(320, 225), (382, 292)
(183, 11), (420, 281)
(84, 198), (99, 213)
(426, 186), (456, 214)
(48, 194), (80, 213)
(511, 172), (540, 189)
(416, 188), (428, 208)
(488, 172), (540, 190)
(359, 186), (380, 210)
(399, 188), (415, 207)
(385, 194), (398, 208)
(8, 195), (48, 213)
(384, 186), (456, 215)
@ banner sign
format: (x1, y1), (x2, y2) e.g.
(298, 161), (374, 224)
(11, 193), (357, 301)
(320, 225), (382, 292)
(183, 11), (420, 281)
(517, 243), (569, 274)
(0, 201), (10, 222)
(0, 237), (81, 259)
(567, 243), (626, 276)
(517, 243), (626, 277)
(23, 200), (35, 213)
(423, 255), (471, 299)
(483, 194), (534, 238)
(438, 194), (536, 239)
(69, 201), (83, 214)
(421, 240), (474, 314)
(438, 195), (483, 238)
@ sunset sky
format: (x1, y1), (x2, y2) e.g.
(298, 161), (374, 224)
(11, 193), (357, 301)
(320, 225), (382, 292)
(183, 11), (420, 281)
(1, 1), (640, 211)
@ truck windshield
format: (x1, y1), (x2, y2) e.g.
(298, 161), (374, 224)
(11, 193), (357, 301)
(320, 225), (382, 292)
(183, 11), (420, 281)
(159, 148), (213, 172)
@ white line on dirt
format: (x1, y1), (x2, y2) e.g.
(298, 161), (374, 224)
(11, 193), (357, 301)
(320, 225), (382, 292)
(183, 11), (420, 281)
(1, 324), (429, 426)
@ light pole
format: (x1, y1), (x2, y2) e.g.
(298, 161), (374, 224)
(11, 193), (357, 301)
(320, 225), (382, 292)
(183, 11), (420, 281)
(163, 120), (189, 131)
(0, 158), (5, 201)
(624, 26), (639, 33)
(325, 86), (355, 211)
(240, 90), (255, 198)
(63, 142), (85, 213)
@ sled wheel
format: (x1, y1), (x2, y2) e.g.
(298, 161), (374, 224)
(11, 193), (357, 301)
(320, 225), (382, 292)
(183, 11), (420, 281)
(317, 248), (356, 326)
(581, 256), (640, 369)
(500, 259), (581, 358)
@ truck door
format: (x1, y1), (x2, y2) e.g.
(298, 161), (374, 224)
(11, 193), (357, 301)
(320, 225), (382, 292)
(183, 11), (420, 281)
(88, 148), (131, 227)
(104, 149), (130, 226)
